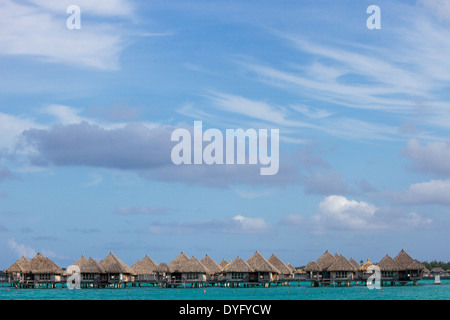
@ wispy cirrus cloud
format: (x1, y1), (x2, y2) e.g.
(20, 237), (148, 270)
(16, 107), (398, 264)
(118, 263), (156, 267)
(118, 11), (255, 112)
(139, 215), (271, 235)
(115, 206), (170, 216)
(0, 0), (166, 70)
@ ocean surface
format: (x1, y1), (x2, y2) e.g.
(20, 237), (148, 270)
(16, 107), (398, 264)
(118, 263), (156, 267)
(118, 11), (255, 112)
(0, 280), (448, 300)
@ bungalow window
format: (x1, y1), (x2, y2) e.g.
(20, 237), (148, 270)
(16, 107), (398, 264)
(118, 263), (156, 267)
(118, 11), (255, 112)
(40, 274), (51, 281)
(82, 274), (95, 281)
(382, 271), (394, 278)
(186, 273), (198, 280)
(231, 272), (244, 280)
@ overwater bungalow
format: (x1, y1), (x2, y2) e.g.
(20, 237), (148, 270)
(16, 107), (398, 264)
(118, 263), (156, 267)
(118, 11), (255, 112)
(222, 256), (253, 286)
(327, 255), (356, 286)
(98, 252), (135, 287)
(179, 256), (209, 287)
(200, 254), (222, 282)
(430, 267), (445, 275)
(268, 253), (293, 282)
(5, 256), (31, 285)
(7, 253), (64, 288)
(29, 253), (64, 287)
(304, 260), (321, 284)
(131, 255), (158, 284)
(314, 250), (336, 284)
(393, 249), (424, 284)
(66, 255), (106, 287)
(168, 252), (190, 284)
(246, 251), (279, 285)
(377, 254), (401, 286)
(359, 258), (374, 282)
(155, 262), (170, 284)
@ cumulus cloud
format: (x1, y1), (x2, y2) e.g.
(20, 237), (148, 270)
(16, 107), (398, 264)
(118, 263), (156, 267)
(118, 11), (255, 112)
(8, 238), (36, 258)
(286, 195), (433, 234)
(403, 139), (450, 177)
(313, 195), (378, 230)
(388, 179), (450, 206)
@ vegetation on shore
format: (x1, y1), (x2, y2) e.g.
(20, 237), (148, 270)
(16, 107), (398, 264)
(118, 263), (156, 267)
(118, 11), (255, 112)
(421, 261), (450, 271)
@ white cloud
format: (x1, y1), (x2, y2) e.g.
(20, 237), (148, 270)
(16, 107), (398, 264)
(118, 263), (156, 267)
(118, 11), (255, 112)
(0, 0), (131, 70)
(7, 238), (36, 259)
(306, 195), (432, 233)
(0, 112), (44, 151)
(27, 0), (134, 17)
(206, 91), (317, 128)
(390, 179), (450, 205)
(404, 139), (450, 177)
(420, 0), (450, 21)
(42, 105), (88, 125)
(232, 215), (271, 233)
(315, 195), (377, 230)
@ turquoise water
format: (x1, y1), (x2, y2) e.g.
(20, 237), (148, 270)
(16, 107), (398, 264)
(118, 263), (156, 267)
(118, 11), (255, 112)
(1, 280), (448, 300)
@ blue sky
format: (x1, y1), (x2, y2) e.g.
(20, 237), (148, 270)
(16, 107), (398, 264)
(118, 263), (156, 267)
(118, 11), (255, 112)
(1, 0), (450, 268)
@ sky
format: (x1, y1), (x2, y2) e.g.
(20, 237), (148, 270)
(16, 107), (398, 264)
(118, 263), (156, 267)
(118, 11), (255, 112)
(0, 0), (449, 269)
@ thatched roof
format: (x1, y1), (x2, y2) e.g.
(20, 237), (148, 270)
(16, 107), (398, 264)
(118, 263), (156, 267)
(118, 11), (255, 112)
(393, 249), (414, 270)
(246, 251), (279, 273)
(201, 254), (222, 275)
(28, 253), (63, 275)
(5, 256), (31, 274)
(304, 261), (320, 272)
(268, 254), (292, 275)
(89, 258), (106, 273)
(180, 256), (209, 274)
(99, 252), (134, 275)
(349, 258), (360, 271)
(222, 256), (253, 273)
(315, 250), (336, 271)
(406, 260), (424, 271)
(155, 262), (170, 274)
(168, 252), (190, 273)
(286, 263), (297, 273)
(430, 267), (445, 273)
(328, 255), (355, 272)
(219, 259), (229, 269)
(360, 258), (374, 272)
(377, 254), (402, 271)
(131, 255), (158, 275)
(66, 255), (105, 275)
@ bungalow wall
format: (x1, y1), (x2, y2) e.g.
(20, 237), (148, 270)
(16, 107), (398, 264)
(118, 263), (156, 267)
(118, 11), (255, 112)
(225, 272), (249, 282)
(182, 273), (206, 282)
(34, 274), (61, 283)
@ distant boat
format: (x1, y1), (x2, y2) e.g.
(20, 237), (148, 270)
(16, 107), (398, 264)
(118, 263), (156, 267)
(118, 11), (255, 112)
(435, 275), (441, 285)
